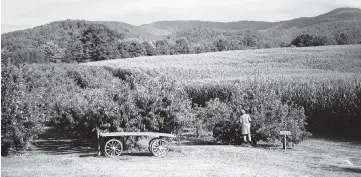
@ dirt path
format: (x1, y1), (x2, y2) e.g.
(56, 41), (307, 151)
(2, 136), (361, 177)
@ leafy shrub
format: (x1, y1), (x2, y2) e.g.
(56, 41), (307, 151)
(291, 34), (337, 47)
(291, 34), (314, 47)
(213, 37), (230, 51)
(335, 33), (350, 45)
(188, 81), (311, 145)
(117, 41), (132, 58)
(228, 40), (244, 50)
(155, 39), (171, 55)
(143, 41), (158, 56)
(2, 49), (48, 65)
(175, 38), (193, 54)
(312, 36), (330, 46)
(127, 39), (147, 57)
(17, 64), (193, 145)
(185, 84), (234, 107)
(213, 120), (241, 144)
(242, 30), (260, 48)
(64, 24), (121, 62)
(193, 98), (230, 137)
(211, 83), (310, 144)
(193, 45), (204, 54)
(1, 62), (44, 155)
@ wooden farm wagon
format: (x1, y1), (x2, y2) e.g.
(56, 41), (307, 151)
(97, 130), (177, 157)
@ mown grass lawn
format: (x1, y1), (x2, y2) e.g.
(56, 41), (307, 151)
(2, 138), (361, 177)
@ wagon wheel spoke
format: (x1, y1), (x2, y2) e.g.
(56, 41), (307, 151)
(152, 147), (159, 151)
(160, 147), (167, 152)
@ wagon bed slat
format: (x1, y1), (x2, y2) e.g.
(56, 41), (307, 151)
(99, 131), (176, 138)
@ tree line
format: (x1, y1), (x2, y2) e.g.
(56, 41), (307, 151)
(2, 20), (361, 64)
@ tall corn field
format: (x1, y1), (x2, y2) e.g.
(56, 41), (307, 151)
(87, 44), (361, 140)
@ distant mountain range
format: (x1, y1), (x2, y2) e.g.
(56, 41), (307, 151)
(92, 7), (361, 39)
(3, 7), (361, 40)
(2, 7), (361, 64)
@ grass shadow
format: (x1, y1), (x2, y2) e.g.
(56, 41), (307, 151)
(122, 152), (152, 156)
(36, 127), (161, 158)
(320, 164), (361, 174)
(252, 144), (278, 148)
(79, 154), (99, 158)
(311, 135), (361, 145)
(34, 127), (95, 155)
(178, 134), (222, 146)
(78, 152), (153, 158)
(180, 139), (221, 146)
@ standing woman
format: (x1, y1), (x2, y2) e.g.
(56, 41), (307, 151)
(240, 109), (252, 143)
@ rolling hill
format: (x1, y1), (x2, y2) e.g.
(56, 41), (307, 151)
(139, 20), (279, 36)
(3, 7), (361, 40)
(140, 7), (361, 36)
(1, 7), (361, 64)
(272, 8), (361, 30)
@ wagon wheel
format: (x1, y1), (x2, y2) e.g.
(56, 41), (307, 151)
(148, 138), (157, 153)
(150, 138), (170, 157)
(104, 139), (123, 157)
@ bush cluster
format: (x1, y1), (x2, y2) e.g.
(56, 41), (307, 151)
(189, 81), (310, 145)
(290, 33), (353, 47)
(3, 63), (360, 154)
(187, 77), (361, 143)
(1, 62), (44, 155)
(1, 63), (193, 154)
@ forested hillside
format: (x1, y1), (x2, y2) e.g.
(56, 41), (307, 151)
(140, 20), (279, 35)
(2, 8), (361, 64)
(273, 8), (361, 29)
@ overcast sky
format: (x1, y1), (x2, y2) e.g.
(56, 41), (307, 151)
(1, 0), (361, 33)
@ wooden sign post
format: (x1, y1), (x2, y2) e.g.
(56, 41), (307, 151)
(280, 131), (291, 150)
(96, 128), (100, 156)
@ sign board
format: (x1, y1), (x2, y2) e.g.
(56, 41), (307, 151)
(280, 131), (291, 135)
(280, 131), (291, 150)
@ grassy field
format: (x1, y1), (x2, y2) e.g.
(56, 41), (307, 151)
(2, 137), (361, 177)
(85, 44), (361, 84)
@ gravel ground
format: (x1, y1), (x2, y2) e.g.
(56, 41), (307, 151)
(2, 138), (361, 177)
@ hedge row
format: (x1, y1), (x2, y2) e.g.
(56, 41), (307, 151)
(3, 63), (360, 155)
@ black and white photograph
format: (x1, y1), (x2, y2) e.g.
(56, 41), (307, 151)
(1, 0), (361, 176)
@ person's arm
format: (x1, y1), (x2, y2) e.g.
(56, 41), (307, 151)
(248, 115), (251, 122)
